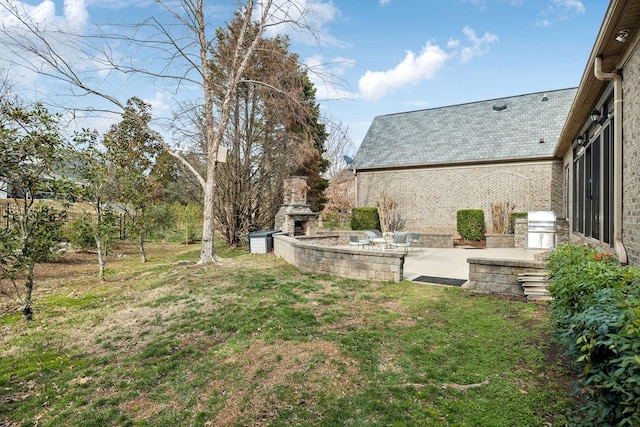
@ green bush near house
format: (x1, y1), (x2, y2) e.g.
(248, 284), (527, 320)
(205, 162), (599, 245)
(547, 244), (640, 426)
(510, 212), (528, 234)
(350, 207), (380, 231)
(456, 209), (485, 241)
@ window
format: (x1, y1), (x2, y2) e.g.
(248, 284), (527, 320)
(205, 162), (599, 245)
(572, 95), (615, 247)
(565, 166), (570, 220)
(573, 144), (584, 233)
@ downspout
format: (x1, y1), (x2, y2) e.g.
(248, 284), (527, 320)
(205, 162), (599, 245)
(353, 168), (358, 208)
(595, 55), (627, 264)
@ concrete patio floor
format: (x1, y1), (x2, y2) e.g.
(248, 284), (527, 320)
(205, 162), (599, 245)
(402, 247), (548, 281)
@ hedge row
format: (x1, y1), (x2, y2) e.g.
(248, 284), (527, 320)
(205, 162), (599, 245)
(547, 244), (640, 426)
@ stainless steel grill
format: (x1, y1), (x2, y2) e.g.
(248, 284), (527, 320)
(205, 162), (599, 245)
(527, 211), (557, 249)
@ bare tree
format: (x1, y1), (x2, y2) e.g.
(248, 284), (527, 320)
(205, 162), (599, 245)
(323, 119), (355, 180)
(321, 168), (354, 228)
(318, 119), (354, 226)
(0, 0), (319, 264)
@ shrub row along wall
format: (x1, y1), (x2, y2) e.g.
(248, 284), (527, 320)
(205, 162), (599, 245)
(464, 257), (547, 296)
(273, 234), (405, 282)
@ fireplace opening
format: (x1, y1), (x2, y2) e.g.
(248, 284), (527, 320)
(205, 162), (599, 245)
(294, 220), (306, 236)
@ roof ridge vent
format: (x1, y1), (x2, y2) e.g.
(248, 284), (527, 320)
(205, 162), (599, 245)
(492, 101), (507, 111)
(542, 93), (548, 101)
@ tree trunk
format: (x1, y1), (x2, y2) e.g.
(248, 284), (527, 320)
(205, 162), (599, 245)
(199, 170), (218, 264)
(22, 262), (34, 321)
(139, 233), (147, 263)
(96, 235), (106, 281)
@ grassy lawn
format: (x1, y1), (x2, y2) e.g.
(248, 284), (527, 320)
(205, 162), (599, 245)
(0, 242), (575, 426)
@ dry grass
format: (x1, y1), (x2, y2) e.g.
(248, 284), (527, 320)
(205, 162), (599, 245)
(1, 242), (577, 426)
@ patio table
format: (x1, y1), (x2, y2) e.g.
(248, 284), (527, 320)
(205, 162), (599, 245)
(372, 237), (388, 251)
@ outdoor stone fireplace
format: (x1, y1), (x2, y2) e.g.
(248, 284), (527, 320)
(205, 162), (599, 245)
(274, 176), (318, 236)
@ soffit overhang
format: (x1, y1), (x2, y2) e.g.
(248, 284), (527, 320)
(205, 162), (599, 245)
(555, 0), (640, 156)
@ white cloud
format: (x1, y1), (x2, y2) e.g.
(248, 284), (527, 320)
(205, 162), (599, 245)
(358, 43), (449, 100)
(0, 0), (89, 29)
(29, 0), (56, 24)
(379, 0), (392, 5)
(552, 0), (585, 14)
(459, 26), (499, 63)
(64, 0), (89, 27)
(460, 0), (523, 9)
(261, 0), (345, 47)
(357, 26), (498, 100)
(85, 0), (155, 9)
(144, 91), (172, 117)
(537, 0), (585, 26)
(304, 54), (358, 101)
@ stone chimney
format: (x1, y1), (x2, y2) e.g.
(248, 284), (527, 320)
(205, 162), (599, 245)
(274, 177), (318, 236)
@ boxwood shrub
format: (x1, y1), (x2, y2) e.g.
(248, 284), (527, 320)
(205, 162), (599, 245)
(456, 209), (485, 241)
(547, 244), (640, 426)
(350, 207), (380, 231)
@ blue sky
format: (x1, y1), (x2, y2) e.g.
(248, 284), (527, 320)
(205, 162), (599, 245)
(0, 0), (608, 153)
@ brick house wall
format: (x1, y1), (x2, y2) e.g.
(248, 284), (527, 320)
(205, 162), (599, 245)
(623, 42), (640, 267)
(356, 159), (564, 235)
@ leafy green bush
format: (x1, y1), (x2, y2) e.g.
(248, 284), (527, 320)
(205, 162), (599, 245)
(68, 210), (119, 252)
(69, 214), (96, 251)
(510, 212), (528, 234)
(351, 207), (380, 231)
(148, 203), (177, 240)
(547, 244), (640, 426)
(456, 209), (484, 241)
(321, 210), (350, 230)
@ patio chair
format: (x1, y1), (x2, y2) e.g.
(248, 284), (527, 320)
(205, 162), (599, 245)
(407, 232), (421, 252)
(364, 230), (388, 250)
(349, 234), (371, 249)
(388, 231), (410, 253)
(363, 230), (379, 241)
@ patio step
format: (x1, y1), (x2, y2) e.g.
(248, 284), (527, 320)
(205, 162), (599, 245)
(517, 273), (552, 301)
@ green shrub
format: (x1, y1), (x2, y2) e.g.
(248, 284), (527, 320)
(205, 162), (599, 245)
(322, 210), (350, 230)
(547, 244), (640, 426)
(69, 214), (96, 251)
(148, 203), (177, 240)
(456, 209), (485, 241)
(68, 210), (119, 252)
(510, 212), (528, 234)
(351, 207), (380, 231)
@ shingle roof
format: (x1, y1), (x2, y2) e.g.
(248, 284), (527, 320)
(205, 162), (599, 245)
(352, 88), (577, 170)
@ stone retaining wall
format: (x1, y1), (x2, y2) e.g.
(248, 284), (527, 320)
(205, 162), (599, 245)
(273, 234), (405, 282)
(464, 257), (547, 296)
(485, 234), (515, 248)
(420, 233), (454, 248)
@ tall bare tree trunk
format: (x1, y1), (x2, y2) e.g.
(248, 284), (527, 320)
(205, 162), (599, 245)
(200, 163), (218, 263)
(196, 0), (219, 264)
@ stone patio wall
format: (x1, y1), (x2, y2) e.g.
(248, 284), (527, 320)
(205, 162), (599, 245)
(464, 257), (547, 296)
(273, 234), (405, 282)
(316, 230), (453, 248)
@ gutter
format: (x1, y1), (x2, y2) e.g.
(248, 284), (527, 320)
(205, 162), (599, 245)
(595, 55), (627, 264)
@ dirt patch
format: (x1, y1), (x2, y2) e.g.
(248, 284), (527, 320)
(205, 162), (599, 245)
(207, 340), (360, 426)
(121, 394), (168, 419)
